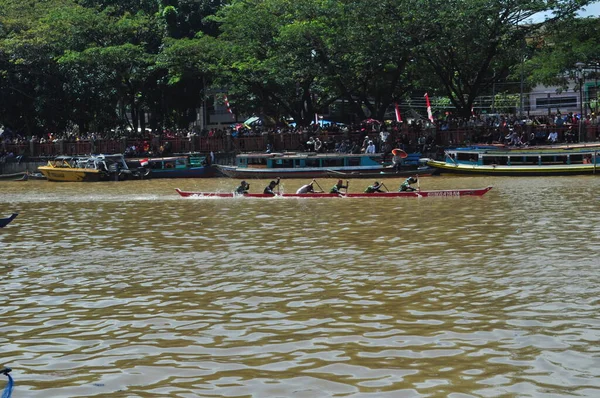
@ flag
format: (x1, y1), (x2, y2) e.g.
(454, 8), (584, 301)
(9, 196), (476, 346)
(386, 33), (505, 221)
(394, 102), (402, 122)
(424, 93), (434, 122)
(224, 95), (232, 113)
(140, 158), (149, 167)
(224, 95), (235, 120)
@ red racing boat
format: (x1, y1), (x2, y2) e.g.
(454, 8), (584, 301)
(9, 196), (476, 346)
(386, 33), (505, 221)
(175, 187), (492, 198)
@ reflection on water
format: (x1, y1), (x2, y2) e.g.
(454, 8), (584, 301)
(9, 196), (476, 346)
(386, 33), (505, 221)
(1, 176), (600, 397)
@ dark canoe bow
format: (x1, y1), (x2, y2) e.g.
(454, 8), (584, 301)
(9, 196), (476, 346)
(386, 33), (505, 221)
(0, 213), (18, 228)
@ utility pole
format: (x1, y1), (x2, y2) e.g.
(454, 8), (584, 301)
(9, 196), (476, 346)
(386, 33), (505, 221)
(576, 62), (585, 143)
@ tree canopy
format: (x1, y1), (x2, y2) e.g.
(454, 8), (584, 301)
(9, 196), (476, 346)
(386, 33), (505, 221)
(0, 0), (593, 134)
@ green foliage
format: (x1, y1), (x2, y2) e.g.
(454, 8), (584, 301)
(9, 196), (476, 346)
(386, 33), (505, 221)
(528, 17), (600, 91)
(0, 0), (593, 134)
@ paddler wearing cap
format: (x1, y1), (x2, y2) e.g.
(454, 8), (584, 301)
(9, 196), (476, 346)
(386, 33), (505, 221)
(399, 175), (418, 192)
(329, 179), (349, 194)
(263, 177), (281, 195)
(364, 181), (384, 193)
(235, 180), (250, 194)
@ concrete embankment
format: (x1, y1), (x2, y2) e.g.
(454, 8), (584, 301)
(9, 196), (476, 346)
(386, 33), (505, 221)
(0, 161), (46, 175)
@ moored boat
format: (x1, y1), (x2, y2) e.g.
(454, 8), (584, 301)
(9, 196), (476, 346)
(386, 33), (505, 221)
(426, 144), (600, 176)
(217, 151), (423, 179)
(128, 155), (216, 178)
(326, 167), (434, 179)
(175, 186), (492, 198)
(38, 154), (144, 182)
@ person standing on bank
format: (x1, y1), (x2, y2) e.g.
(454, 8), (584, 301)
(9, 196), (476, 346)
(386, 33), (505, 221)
(365, 140), (376, 154)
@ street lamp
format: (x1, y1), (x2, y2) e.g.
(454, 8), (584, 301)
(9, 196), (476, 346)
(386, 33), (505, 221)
(576, 62), (586, 143)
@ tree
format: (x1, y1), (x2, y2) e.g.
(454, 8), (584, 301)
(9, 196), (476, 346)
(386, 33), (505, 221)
(415, 0), (592, 118)
(527, 16), (600, 93)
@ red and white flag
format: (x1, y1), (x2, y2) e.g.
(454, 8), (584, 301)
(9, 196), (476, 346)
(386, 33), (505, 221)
(394, 102), (402, 122)
(224, 95), (232, 113)
(424, 93), (434, 122)
(224, 95), (235, 120)
(140, 158), (149, 167)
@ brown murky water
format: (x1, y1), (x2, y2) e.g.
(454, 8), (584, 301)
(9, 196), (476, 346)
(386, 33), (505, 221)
(1, 176), (600, 397)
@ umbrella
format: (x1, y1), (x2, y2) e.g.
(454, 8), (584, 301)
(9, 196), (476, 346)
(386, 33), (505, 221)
(392, 148), (408, 158)
(244, 116), (260, 125)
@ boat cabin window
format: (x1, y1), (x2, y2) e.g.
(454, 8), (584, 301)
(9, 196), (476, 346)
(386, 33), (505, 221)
(570, 154), (584, 164)
(305, 158), (319, 168)
(241, 157), (267, 168)
(322, 158), (344, 167)
(509, 156), (539, 165)
(176, 158), (187, 168)
(164, 160), (176, 168)
(482, 156), (508, 165)
(272, 159), (295, 168)
(347, 157), (361, 166)
(456, 153), (477, 162)
(541, 155), (567, 164)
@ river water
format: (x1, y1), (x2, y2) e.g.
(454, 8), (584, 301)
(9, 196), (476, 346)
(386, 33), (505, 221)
(1, 176), (600, 397)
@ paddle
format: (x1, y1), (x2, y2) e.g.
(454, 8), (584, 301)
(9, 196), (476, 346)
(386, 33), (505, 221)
(381, 183), (390, 192)
(312, 179), (325, 193)
(336, 180), (349, 197)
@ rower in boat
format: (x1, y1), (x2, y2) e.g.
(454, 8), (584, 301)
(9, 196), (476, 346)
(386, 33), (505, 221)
(329, 179), (349, 194)
(364, 181), (385, 193)
(263, 177), (280, 195)
(399, 176), (418, 192)
(296, 179), (324, 194)
(235, 180), (250, 194)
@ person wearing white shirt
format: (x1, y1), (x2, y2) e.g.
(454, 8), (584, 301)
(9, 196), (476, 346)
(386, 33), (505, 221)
(365, 140), (376, 154)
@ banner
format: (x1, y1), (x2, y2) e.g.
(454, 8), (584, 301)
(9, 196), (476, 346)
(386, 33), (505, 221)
(394, 102), (402, 122)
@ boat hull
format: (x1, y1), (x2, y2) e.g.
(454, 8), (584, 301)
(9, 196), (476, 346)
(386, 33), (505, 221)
(217, 165), (387, 179)
(175, 187), (492, 198)
(150, 166), (217, 179)
(326, 167), (434, 179)
(38, 167), (105, 182)
(427, 159), (600, 176)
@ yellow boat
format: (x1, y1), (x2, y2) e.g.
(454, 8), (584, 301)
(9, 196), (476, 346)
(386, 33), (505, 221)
(38, 154), (133, 182)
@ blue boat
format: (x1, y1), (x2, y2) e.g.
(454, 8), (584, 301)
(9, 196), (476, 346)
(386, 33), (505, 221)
(130, 155), (216, 178)
(216, 152), (428, 179)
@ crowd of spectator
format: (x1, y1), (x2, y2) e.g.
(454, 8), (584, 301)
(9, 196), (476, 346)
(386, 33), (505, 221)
(2, 112), (599, 161)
